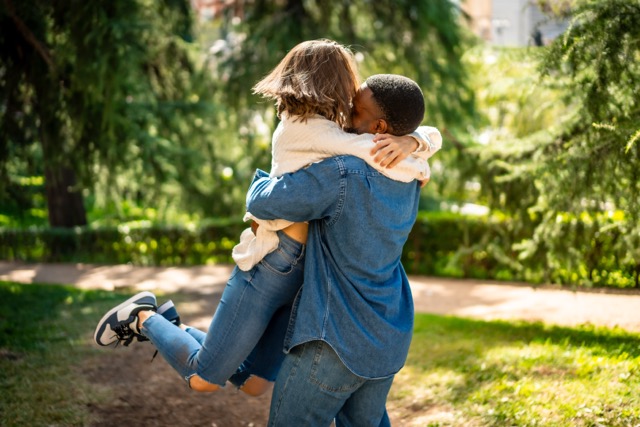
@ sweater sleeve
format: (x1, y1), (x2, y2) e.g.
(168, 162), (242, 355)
(409, 126), (443, 160)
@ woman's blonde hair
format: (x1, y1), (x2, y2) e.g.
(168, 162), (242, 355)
(253, 39), (360, 128)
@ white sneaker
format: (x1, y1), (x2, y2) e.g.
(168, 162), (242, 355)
(93, 291), (157, 347)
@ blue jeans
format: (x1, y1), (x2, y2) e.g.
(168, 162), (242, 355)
(269, 340), (394, 426)
(142, 231), (305, 386)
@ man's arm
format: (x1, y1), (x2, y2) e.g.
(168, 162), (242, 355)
(246, 162), (340, 223)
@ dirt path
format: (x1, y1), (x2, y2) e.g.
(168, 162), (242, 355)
(2, 261), (640, 426)
(3, 261), (639, 331)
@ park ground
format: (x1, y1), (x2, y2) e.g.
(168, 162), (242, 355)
(2, 261), (640, 426)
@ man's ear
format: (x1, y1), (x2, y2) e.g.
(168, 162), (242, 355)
(374, 119), (389, 134)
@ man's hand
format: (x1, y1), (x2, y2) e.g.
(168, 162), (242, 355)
(370, 134), (420, 168)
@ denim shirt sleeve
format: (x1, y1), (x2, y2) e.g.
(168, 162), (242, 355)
(246, 158), (343, 223)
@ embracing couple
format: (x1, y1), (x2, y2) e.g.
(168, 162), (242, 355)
(94, 39), (442, 426)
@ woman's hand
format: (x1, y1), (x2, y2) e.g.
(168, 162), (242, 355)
(370, 134), (419, 168)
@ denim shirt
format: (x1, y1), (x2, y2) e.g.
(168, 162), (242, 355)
(246, 155), (420, 379)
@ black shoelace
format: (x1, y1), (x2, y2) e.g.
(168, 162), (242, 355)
(110, 316), (155, 361)
(112, 318), (149, 347)
(112, 322), (136, 347)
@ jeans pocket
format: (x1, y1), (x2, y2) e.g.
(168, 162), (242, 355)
(309, 342), (364, 393)
(260, 247), (302, 276)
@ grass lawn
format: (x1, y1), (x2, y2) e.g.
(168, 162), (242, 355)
(1, 281), (639, 426)
(390, 315), (640, 426)
(0, 281), (125, 426)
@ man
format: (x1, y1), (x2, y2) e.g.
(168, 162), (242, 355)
(246, 74), (441, 425)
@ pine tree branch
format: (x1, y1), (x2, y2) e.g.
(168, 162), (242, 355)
(3, 0), (55, 71)
(441, 128), (466, 153)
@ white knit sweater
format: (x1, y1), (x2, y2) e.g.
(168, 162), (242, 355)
(232, 113), (442, 271)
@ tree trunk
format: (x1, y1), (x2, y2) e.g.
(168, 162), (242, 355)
(32, 65), (87, 229)
(36, 86), (87, 260)
(45, 166), (87, 228)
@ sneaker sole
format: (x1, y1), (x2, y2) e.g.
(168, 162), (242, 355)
(93, 291), (156, 346)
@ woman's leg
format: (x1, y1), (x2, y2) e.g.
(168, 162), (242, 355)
(184, 326), (206, 344)
(190, 233), (304, 385)
(232, 305), (292, 382)
(138, 312), (210, 383)
(183, 308), (290, 394)
(226, 305), (293, 395)
(157, 309), (278, 395)
(143, 231), (305, 388)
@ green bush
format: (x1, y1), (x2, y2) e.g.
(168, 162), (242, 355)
(0, 213), (637, 289)
(0, 218), (246, 266)
(404, 212), (638, 289)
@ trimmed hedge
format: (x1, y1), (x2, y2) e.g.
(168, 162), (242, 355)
(1, 213), (637, 288)
(0, 218), (246, 266)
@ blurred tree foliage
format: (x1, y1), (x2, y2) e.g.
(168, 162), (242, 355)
(211, 0), (475, 138)
(0, 0), (244, 227)
(472, 0), (640, 285)
(1, 0), (475, 228)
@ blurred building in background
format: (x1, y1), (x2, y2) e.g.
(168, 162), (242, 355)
(191, 0), (244, 22)
(461, 0), (570, 46)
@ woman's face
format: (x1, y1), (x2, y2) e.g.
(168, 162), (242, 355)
(349, 85), (385, 135)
